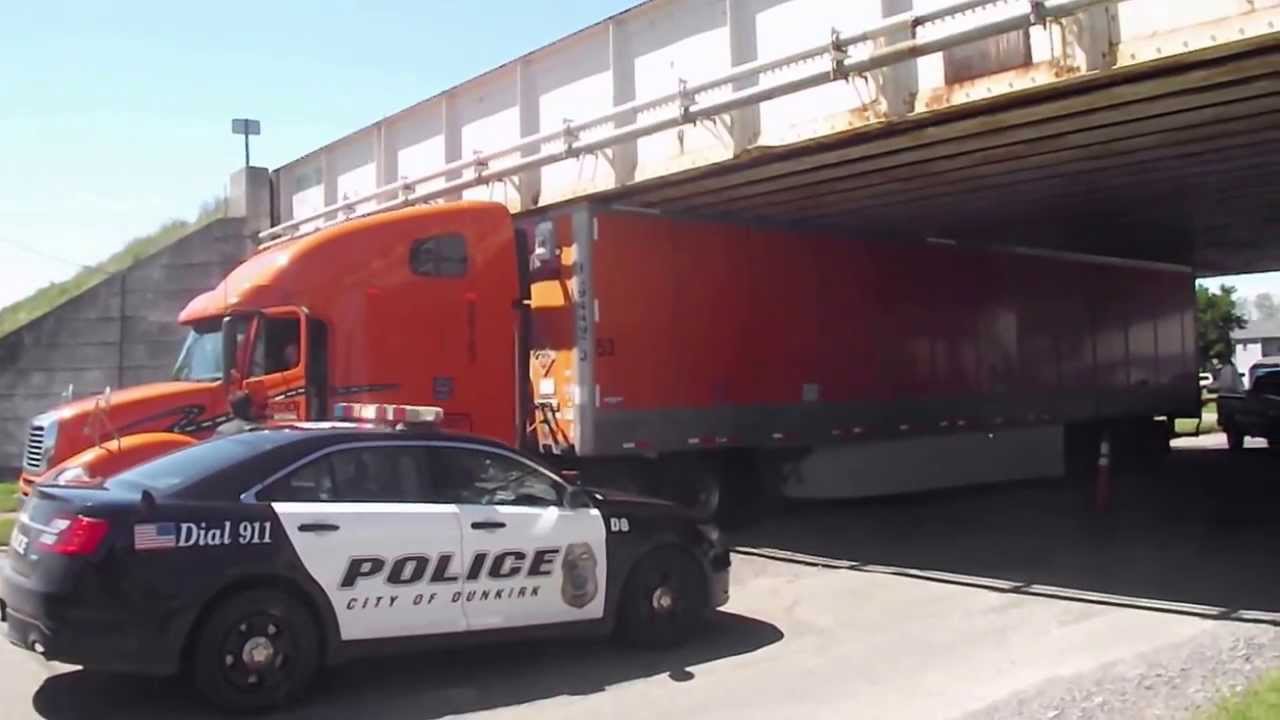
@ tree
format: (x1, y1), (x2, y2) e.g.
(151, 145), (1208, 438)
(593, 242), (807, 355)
(1196, 283), (1248, 367)
(1237, 296), (1254, 323)
(1254, 292), (1278, 322)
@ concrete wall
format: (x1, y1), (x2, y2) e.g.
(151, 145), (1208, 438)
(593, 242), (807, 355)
(0, 217), (253, 467)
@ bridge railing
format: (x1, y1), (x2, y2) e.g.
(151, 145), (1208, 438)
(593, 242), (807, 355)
(262, 0), (1268, 243)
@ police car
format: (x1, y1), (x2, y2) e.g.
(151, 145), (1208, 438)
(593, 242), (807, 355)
(0, 404), (730, 712)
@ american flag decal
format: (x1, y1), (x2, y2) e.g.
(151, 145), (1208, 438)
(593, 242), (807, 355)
(133, 522), (177, 551)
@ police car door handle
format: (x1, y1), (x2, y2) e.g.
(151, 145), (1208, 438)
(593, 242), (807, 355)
(297, 522), (340, 533)
(470, 521), (506, 530)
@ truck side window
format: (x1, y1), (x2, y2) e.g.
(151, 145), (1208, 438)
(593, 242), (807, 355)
(250, 317), (302, 376)
(410, 234), (468, 277)
(1253, 372), (1280, 396)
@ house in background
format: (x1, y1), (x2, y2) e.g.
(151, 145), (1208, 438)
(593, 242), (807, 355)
(1232, 318), (1280, 387)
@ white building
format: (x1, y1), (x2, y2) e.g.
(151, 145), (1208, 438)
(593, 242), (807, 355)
(1232, 318), (1280, 387)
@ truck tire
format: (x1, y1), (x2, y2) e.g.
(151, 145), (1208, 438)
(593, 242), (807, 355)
(615, 547), (708, 649)
(1064, 422), (1103, 477)
(190, 589), (320, 713)
(676, 462), (722, 520)
(716, 451), (786, 530)
(1227, 429), (1245, 451)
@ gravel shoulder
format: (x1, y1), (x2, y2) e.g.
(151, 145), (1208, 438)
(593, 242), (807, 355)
(961, 623), (1280, 720)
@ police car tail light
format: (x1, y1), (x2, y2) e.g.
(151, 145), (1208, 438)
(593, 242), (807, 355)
(332, 403), (444, 424)
(38, 515), (110, 556)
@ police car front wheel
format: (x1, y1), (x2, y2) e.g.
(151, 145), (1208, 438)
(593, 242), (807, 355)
(190, 589), (321, 713)
(617, 547), (708, 649)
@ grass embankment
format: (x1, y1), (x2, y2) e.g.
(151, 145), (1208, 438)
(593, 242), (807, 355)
(1173, 395), (1221, 436)
(1201, 671), (1280, 719)
(0, 481), (20, 514)
(0, 196), (227, 341)
(0, 480), (19, 546)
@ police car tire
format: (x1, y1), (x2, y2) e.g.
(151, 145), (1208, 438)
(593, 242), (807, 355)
(617, 547), (708, 649)
(190, 589), (321, 713)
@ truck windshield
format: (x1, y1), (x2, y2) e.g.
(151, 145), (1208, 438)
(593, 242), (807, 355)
(172, 317), (249, 382)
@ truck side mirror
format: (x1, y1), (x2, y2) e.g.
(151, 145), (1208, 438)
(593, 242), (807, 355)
(221, 316), (239, 386)
(528, 221), (562, 282)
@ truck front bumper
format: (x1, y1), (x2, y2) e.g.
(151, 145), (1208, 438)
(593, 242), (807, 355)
(17, 470), (38, 497)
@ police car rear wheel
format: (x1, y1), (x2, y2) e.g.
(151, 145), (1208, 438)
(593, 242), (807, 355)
(618, 548), (707, 649)
(191, 589), (320, 713)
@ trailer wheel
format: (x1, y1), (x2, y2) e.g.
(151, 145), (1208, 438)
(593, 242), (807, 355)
(1227, 429), (1245, 451)
(691, 473), (721, 519)
(715, 451), (785, 530)
(656, 457), (722, 519)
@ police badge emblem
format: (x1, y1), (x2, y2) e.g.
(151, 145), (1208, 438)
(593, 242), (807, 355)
(561, 542), (599, 608)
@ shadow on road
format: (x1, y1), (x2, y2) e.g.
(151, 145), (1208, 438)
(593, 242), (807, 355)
(734, 446), (1280, 621)
(31, 610), (781, 719)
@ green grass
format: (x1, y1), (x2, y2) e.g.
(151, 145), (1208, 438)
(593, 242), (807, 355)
(0, 196), (227, 341)
(0, 516), (14, 547)
(1175, 413), (1221, 436)
(1172, 393), (1222, 437)
(1201, 671), (1280, 719)
(0, 481), (18, 513)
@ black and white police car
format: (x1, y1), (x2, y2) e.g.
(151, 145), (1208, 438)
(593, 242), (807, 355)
(0, 403), (730, 712)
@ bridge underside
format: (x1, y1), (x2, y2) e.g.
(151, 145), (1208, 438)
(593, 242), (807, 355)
(610, 35), (1280, 277)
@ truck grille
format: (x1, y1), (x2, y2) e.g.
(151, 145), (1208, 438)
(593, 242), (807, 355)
(22, 422), (47, 473)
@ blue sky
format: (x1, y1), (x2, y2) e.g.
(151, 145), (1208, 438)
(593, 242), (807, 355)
(0, 0), (637, 308)
(0, 0), (1275, 311)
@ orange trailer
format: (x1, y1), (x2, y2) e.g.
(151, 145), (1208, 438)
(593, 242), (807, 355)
(19, 201), (1198, 518)
(521, 206), (1196, 465)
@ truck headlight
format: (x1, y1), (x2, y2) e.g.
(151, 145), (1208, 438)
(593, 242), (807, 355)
(47, 465), (93, 487)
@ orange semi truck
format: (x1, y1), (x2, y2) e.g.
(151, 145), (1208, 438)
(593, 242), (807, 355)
(19, 201), (1199, 518)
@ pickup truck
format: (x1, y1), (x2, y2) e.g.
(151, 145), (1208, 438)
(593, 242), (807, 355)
(1218, 369), (1280, 450)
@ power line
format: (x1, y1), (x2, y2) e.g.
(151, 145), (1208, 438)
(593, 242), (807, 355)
(0, 236), (93, 270)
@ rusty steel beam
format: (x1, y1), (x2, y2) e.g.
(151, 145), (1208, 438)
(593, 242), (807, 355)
(812, 151), (1280, 231)
(674, 79), (1280, 213)
(775, 125), (1280, 220)
(621, 39), (1280, 206)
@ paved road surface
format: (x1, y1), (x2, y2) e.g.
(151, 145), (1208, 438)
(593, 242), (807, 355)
(1, 445), (1277, 719)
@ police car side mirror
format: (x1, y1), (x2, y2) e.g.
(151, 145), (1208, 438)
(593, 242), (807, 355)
(565, 486), (594, 510)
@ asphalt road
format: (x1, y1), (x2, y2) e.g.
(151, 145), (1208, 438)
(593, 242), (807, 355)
(1, 443), (1278, 719)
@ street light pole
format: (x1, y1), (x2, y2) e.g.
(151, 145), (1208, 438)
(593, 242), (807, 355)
(231, 118), (261, 167)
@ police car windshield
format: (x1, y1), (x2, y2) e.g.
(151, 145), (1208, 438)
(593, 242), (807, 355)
(107, 432), (296, 493)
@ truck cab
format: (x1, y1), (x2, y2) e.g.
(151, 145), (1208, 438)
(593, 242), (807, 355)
(20, 201), (520, 493)
(1218, 368), (1280, 451)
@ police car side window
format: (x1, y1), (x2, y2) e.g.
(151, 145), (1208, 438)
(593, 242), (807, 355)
(260, 458), (335, 502)
(432, 447), (562, 507)
(259, 446), (432, 503)
(329, 447), (432, 502)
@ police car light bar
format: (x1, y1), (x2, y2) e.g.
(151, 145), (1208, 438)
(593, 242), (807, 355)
(332, 403), (444, 424)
